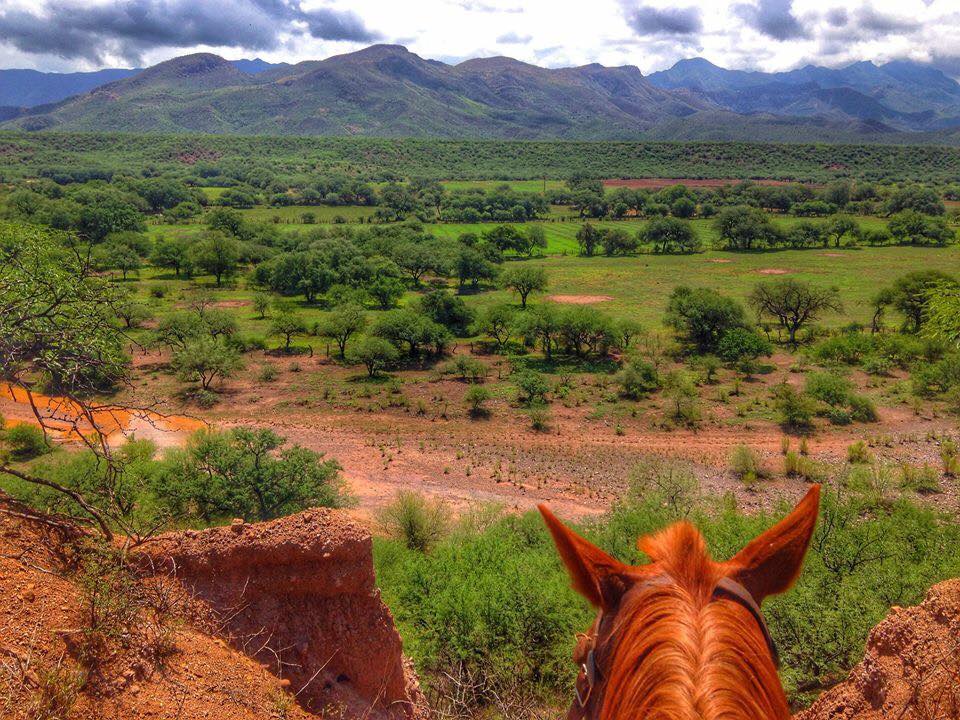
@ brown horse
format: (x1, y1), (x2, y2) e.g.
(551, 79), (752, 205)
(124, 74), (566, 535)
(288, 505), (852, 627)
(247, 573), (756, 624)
(540, 484), (820, 720)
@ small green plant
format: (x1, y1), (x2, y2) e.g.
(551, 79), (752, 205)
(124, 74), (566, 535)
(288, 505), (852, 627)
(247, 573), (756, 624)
(729, 444), (761, 485)
(941, 439), (959, 477)
(28, 658), (84, 720)
(773, 383), (816, 430)
(514, 370), (549, 405)
(465, 385), (491, 418)
(257, 364), (279, 383)
(799, 437), (810, 455)
(376, 490), (450, 553)
(4, 423), (51, 460)
(899, 463), (940, 494)
(805, 371), (852, 407)
(849, 394), (878, 423)
(780, 436), (791, 455)
(616, 360), (660, 399)
(528, 404), (552, 432)
(847, 441), (871, 464)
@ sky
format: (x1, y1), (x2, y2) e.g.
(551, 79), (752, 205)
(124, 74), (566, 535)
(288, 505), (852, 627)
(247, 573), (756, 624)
(1, 0), (959, 78)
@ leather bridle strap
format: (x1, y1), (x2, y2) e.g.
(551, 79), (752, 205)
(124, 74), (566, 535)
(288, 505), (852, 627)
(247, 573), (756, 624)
(712, 576), (780, 668)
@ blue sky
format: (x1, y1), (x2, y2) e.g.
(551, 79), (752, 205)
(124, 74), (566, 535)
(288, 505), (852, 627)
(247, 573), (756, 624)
(2, 0), (958, 77)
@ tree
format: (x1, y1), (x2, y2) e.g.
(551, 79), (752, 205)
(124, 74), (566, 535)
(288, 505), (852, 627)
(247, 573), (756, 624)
(418, 290), (474, 336)
(641, 217), (701, 254)
(317, 303), (367, 359)
(270, 309), (307, 352)
(714, 206), (780, 250)
(890, 270), (958, 333)
(717, 327), (773, 364)
(372, 309), (451, 358)
(888, 210), (955, 246)
(0, 223), (133, 541)
(151, 236), (191, 277)
(346, 336), (399, 377)
(367, 275), (406, 310)
(870, 288), (896, 334)
(671, 197), (696, 218)
(601, 228), (638, 256)
(99, 242), (142, 280)
(252, 290), (271, 319)
(113, 297), (152, 329)
(455, 246), (499, 290)
(576, 223), (603, 257)
(666, 286), (747, 353)
(500, 265), (548, 309)
(515, 304), (562, 360)
(472, 304), (516, 352)
(786, 221), (824, 249)
(156, 427), (343, 522)
(189, 230), (240, 286)
(825, 215), (860, 248)
(172, 336), (244, 390)
(525, 226), (548, 257)
(749, 279), (842, 346)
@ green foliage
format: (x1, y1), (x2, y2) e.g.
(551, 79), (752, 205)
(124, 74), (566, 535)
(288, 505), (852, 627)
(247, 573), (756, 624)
(346, 336), (399, 377)
(172, 336), (244, 391)
(773, 383), (816, 429)
(805, 371), (852, 407)
(513, 370), (550, 405)
(641, 216), (702, 254)
(156, 427), (345, 522)
(377, 490), (450, 553)
(4, 424), (51, 460)
(499, 265), (548, 309)
(616, 360), (660, 399)
(316, 303), (367, 359)
(666, 286), (747, 354)
(464, 385), (492, 417)
(729, 444), (761, 484)
(717, 327), (773, 364)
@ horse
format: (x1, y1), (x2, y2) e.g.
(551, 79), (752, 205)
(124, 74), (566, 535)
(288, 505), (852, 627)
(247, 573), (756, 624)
(539, 484), (820, 720)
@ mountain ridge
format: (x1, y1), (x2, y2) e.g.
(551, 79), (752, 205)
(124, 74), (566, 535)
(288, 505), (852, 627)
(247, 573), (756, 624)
(4, 46), (960, 140)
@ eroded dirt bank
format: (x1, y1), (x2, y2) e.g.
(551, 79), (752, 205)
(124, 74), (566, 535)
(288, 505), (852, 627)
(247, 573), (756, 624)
(138, 509), (425, 719)
(798, 579), (960, 719)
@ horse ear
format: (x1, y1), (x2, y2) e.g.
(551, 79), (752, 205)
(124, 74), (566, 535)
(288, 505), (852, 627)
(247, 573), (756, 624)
(539, 504), (633, 610)
(728, 484), (821, 603)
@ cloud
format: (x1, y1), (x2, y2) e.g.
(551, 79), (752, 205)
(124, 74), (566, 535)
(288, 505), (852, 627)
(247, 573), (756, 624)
(0, 0), (379, 63)
(734, 0), (808, 40)
(854, 7), (920, 35)
(624, 4), (702, 36)
(303, 8), (381, 42)
(496, 32), (532, 44)
(825, 8), (847, 28)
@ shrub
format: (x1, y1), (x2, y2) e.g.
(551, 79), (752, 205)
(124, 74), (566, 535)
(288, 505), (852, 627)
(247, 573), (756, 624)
(783, 451), (824, 481)
(849, 394), (878, 423)
(941, 439), (959, 477)
(4, 423), (51, 460)
(847, 441), (871, 464)
(662, 370), (700, 426)
(514, 370), (550, 405)
(729, 444), (761, 484)
(717, 327), (773, 365)
(861, 355), (893, 376)
(448, 356), (489, 383)
(616, 360), (660, 399)
(665, 286), (747, 354)
(465, 385), (491, 417)
(899, 464), (940, 494)
(528, 404), (552, 432)
(812, 334), (875, 365)
(774, 383), (816, 429)
(805, 371), (852, 407)
(257, 364), (279, 383)
(376, 490), (450, 552)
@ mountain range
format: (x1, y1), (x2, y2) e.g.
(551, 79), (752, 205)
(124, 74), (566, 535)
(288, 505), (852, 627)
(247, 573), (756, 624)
(3, 45), (960, 141)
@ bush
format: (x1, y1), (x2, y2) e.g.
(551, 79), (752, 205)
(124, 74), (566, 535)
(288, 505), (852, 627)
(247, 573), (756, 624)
(514, 370), (549, 405)
(847, 441), (871, 464)
(774, 383), (816, 429)
(805, 371), (852, 407)
(812, 334), (875, 365)
(465, 385), (491, 417)
(376, 490), (450, 552)
(899, 463), (940, 494)
(616, 360), (660, 399)
(5, 423), (51, 460)
(729, 444), (761, 484)
(257, 364), (278, 383)
(849, 394), (878, 423)
(717, 327), (772, 365)
(528, 404), (552, 432)
(346, 336), (399, 377)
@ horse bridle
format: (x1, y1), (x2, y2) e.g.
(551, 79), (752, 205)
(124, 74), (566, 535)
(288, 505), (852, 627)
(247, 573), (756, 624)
(571, 575), (778, 716)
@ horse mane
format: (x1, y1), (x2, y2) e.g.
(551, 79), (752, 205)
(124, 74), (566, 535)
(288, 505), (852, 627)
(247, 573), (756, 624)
(599, 522), (789, 720)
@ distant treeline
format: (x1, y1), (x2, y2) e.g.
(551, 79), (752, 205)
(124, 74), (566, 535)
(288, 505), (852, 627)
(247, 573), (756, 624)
(2, 132), (960, 183)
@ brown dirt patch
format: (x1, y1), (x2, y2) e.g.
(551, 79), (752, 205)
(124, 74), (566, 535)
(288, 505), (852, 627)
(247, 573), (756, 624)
(707, 258), (733, 264)
(549, 294), (613, 305)
(210, 300), (250, 309)
(758, 268), (791, 275)
(821, 252), (844, 258)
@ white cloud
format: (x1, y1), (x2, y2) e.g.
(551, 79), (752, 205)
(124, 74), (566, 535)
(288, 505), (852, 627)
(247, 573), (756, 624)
(1, 0), (959, 77)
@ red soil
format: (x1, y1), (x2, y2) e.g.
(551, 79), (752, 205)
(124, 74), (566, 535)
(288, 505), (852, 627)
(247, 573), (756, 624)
(0, 498), (425, 720)
(797, 580), (960, 719)
(548, 294), (614, 304)
(138, 510), (424, 719)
